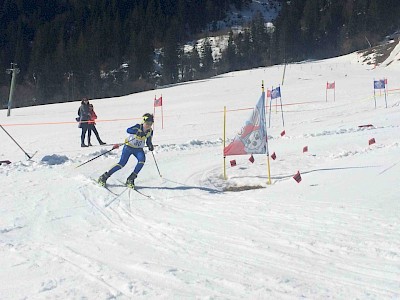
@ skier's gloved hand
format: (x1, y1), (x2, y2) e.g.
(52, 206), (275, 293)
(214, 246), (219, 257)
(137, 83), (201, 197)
(136, 131), (146, 138)
(148, 144), (154, 151)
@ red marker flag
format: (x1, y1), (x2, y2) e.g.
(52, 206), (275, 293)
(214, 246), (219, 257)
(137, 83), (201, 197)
(280, 130), (286, 137)
(369, 138), (376, 145)
(153, 94), (164, 129)
(249, 155), (255, 163)
(271, 152), (276, 160)
(154, 96), (163, 107)
(326, 82), (335, 89)
(303, 146), (308, 153)
(293, 171), (302, 183)
(230, 160), (237, 167)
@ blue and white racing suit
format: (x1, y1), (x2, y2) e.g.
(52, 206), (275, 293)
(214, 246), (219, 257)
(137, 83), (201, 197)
(107, 123), (153, 177)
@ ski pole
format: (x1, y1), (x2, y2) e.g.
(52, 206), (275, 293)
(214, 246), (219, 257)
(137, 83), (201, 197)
(0, 124), (33, 159)
(75, 144), (120, 168)
(151, 151), (162, 177)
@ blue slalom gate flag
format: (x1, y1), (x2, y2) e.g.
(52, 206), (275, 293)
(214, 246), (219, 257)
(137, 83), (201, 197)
(374, 80), (385, 90)
(271, 86), (281, 99)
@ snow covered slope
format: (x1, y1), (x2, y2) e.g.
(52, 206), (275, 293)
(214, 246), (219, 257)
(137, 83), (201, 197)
(1, 49), (399, 299)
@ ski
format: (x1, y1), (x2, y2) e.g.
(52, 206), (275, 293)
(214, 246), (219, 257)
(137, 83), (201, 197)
(131, 187), (153, 199)
(104, 188), (129, 207)
(104, 185), (128, 197)
(91, 178), (128, 197)
(88, 143), (115, 147)
(116, 179), (153, 199)
(104, 184), (154, 207)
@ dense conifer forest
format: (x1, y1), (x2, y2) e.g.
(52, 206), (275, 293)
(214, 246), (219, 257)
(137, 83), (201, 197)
(1, 0), (399, 107)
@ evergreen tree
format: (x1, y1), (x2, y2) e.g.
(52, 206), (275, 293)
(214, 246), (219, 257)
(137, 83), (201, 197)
(249, 11), (267, 67)
(200, 37), (214, 77)
(301, 0), (319, 56)
(188, 43), (201, 80)
(161, 20), (180, 84)
(132, 29), (154, 80)
(224, 30), (238, 72)
(2, 0), (400, 106)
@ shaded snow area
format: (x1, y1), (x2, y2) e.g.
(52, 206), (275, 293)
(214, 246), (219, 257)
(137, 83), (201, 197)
(1, 50), (400, 299)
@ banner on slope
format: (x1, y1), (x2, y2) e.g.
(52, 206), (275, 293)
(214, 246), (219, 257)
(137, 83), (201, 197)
(224, 91), (267, 156)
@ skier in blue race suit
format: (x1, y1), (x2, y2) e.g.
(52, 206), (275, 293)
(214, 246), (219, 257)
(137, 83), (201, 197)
(98, 113), (154, 188)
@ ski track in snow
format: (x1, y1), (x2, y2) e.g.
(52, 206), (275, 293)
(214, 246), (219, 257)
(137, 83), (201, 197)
(1, 135), (400, 298)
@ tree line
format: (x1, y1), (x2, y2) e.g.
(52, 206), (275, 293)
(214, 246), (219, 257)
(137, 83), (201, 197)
(1, 0), (399, 108)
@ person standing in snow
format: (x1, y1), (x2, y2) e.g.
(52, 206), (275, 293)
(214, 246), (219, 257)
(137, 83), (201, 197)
(87, 103), (106, 146)
(78, 97), (91, 147)
(98, 113), (154, 188)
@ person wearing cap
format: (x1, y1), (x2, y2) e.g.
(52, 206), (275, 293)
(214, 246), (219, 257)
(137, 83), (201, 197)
(98, 113), (154, 188)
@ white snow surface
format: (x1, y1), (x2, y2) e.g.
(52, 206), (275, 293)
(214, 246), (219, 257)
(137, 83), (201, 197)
(1, 50), (400, 299)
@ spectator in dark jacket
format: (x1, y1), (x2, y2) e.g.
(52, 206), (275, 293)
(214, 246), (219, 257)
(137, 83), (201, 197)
(78, 97), (90, 147)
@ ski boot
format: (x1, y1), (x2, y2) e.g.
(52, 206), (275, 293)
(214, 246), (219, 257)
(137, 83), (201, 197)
(98, 172), (110, 187)
(126, 172), (137, 188)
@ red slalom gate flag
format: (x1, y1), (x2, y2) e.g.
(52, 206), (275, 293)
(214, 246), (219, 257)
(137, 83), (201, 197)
(303, 146), (308, 153)
(267, 89), (271, 98)
(271, 152), (276, 160)
(369, 138), (376, 145)
(249, 154), (255, 163)
(293, 171), (302, 183)
(326, 82), (335, 89)
(154, 96), (163, 107)
(280, 130), (286, 137)
(230, 160), (237, 167)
